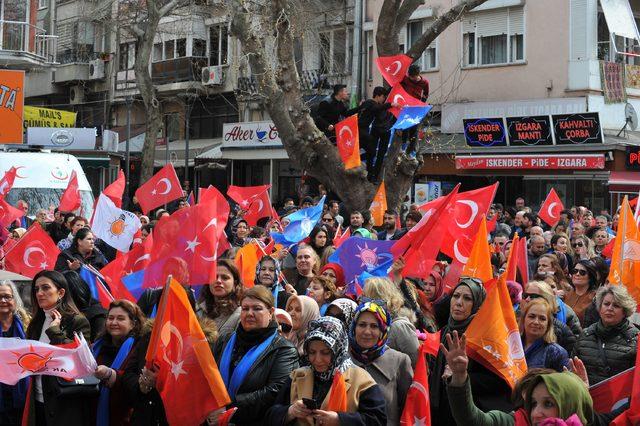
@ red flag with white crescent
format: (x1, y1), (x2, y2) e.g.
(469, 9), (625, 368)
(58, 170), (81, 213)
(4, 224), (60, 278)
(134, 164), (183, 214)
(400, 342), (432, 425)
(538, 188), (564, 227)
(376, 54), (413, 86)
(336, 115), (361, 169)
(0, 196), (24, 227)
(0, 166), (18, 196)
(386, 85), (426, 117)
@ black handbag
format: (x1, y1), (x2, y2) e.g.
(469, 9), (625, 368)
(54, 375), (101, 397)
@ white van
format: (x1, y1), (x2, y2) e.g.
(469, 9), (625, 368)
(0, 151), (94, 218)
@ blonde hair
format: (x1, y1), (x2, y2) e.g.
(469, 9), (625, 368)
(519, 298), (556, 344)
(596, 285), (637, 318)
(524, 280), (558, 313)
(320, 245), (336, 267)
(297, 244), (320, 275)
(362, 277), (405, 317)
(0, 280), (31, 327)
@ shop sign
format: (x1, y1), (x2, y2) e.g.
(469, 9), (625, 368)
(222, 121), (282, 148)
(26, 127), (97, 150)
(455, 154), (606, 170)
(552, 112), (603, 144)
(625, 146), (640, 170)
(0, 70), (25, 144)
(506, 116), (553, 146)
(463, 118), (507, 147)
(23, 106), (77, 130)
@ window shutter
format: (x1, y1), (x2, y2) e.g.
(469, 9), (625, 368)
(476, 8), (508, 37)
(509, 7), (524, 35)
(398, 25), (407, 51)
(570, 0), (588, 60)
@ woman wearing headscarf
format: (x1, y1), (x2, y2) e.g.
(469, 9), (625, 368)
(254, 255), (290, 309)
(197, 259), (243, 339)
(266, 317), (387, 425)
(319, 263), (346, 292)
(349, 301), (412, 425)
(429, 277), (513, 424)
(0, 280), (31, 425)
(325, 298), (358, 331)
(285, 295), (320, 356)
(214, 286), (299, 425)
(444, 332), (596, 426)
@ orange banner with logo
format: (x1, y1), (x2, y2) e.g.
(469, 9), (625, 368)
(0, 70), (25, 144)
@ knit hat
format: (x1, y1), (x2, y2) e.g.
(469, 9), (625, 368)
(320, 263), (346, 288)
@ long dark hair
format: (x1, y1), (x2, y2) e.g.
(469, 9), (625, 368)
(198, 259), (243, 319)
(26, 270), (81, 339)
(72, 227), (93, 251)
(63, 270), (92, 310)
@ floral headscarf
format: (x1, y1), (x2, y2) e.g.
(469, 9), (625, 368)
(327, 298), (358, 329)
(304, 316), (354, 382)
(254, 255), (282, 289)
(349, 301), (391, 365)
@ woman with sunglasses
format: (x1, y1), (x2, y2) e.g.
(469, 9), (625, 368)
(349, 301), (413, 425)
(573, 285), (639, 385)
(565, 260), (599, 327)
(570, 235), (594, 264)
(519, 298), (569, 372)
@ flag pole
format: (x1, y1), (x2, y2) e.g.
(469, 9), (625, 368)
(620, 196), (629, 286)
(145, 274), (173, 368)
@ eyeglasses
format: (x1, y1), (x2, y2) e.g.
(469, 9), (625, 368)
(278, 323), (292, 333)
(572, 242), (584, 248)
(522, 292), (543, 300)
(572, 269), (588, 276)
(0, 295), (14, 301)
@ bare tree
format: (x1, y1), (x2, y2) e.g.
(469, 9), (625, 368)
(229, 0), (487, 211)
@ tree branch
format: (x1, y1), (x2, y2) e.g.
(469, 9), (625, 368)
(375, 0), (403, 56)
(395, 0), (425, 33)
(406, 0), (489, 59)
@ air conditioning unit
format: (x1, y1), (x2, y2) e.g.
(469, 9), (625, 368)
(69, 85), (85, 105)
(201, 66), (224, 86)
(88, 59), (105, 80)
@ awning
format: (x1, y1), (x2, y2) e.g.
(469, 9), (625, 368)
(609, 171), (640, 191)
(78, 157), (111, 168)
(219, 147), (289, 160)
(196, 144), (223, 160)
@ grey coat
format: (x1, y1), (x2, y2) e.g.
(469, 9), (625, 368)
(351, 348), (413, 426)
(387, 316), (420, 368)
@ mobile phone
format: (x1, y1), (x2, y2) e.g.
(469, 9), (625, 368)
(302, 397), (318, 410)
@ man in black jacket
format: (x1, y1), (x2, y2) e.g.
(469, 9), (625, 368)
(313, 84), (359, 141)
(358, 86), (398, 181)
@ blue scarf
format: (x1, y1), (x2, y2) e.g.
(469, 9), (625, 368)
(556, 297), (567, 324)
(0, 316), (28, 413)
(319, 303), (329, 316)
(92, 336), (135, 426)
(220, 330), (277, 400)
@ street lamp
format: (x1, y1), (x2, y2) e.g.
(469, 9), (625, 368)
(178, 92), (198, 190)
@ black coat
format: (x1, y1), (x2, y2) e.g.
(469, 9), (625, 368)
(358, 99), (392, 130)
(313, 96), (358, 135)
(214, 332), (299, 425)
(554, 318), (577, 354)
(573, 319), (639, 385)
(54, 246), (109, 272)
(24, 313), (92, 426)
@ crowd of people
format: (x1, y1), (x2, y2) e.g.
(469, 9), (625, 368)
(0, 188), (637, 426)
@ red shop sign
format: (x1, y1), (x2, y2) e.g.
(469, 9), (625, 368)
(455, 154), (606, 170)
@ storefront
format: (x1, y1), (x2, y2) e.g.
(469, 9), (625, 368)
(418, 112), (634, 212)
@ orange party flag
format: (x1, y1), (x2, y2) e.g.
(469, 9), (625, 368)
(336, 115), (361, 169)
(235, 241), (263, 287)
(461, 216), (493, 284)
(370, 182), (388, 227)
(325, 370), (348, 412)
(145, 278), (231, 425)
(609, 196), (640, 306)
(465, 274), (527, 389)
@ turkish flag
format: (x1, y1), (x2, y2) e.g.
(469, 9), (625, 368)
(103, 169), (126, 208)
(145, 278), (230, 425)
(607, 344), (640, 426)
(0, 166), (18, 196)
(58, 170), (81, 213)
(143, 198), (224, 287)
(200, 185), (231, 256)
(590, 367), (634, 413)
(400, 342), (431, 425)
(423, 330), (441, 357)
(386, 84), (426, 117)
(124, 233), (154, 274)
(538, 188), (564, 227)
(0, 197), (24, 227)
(370, 182), (387, 227)
(4, 225), (60, 278)
(333, 227), (351, 248)
(243, 189), (274, 226)
(99, 254), (136, 303)
(376, 54), (413, 86)
(465, 274), (527, 390)
(134, 164), (183, 214)
(336, 114), (361, 169)
(227, 184), (271, 211)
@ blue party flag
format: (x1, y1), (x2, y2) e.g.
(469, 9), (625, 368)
(121, 269), (146, 300)
(391, 105), (433, 131)
(329, 236), (395, 285)
(78, 265), (114, 309)
(271, 196), (326, 245)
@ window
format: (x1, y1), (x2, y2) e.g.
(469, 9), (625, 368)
(193, 38), (206, 57)
(318, 28), (351, 74)
(598, 11), (640, 65)
(164, 40), (175, 59)
(209, 24), (229, 66)
(462, 6), (525, 67)
(38, 0), (47, 9)
(365, 30), (374, 81)
(319, 32), (331, 74)
(189, 94), (239, 139)
(407, 20), (438, 70)
(118, 42), (135, 71)
(153, 42), (163, 62)
(176, 38), (186, 57)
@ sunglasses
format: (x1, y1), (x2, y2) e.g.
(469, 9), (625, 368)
(522, 292), (543, 300)
(322, 217), (334, 222)
(572, 269), (588, 276)
(572, 243), (584, 248)
(278, 323), (292, 333)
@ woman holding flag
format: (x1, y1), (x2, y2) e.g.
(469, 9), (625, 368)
(0, 280), (31, 425)
(92, 300), (145, 425)
(267, 316), (387, 425)
(214, 286), (299, 425)
(24, 270), (92, 425)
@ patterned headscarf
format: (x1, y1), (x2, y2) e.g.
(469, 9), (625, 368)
(304, 316), (354, 382)
(327, 298), (358, 330)
(348, 300), (391, 365)
(254, 255), (282, 289)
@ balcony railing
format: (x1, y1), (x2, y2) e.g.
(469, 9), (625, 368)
(237, 69), (347, 94)
(151, 56), (208, 85)
(0, 20), (57, 64)
(57, 47), (100, 65)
